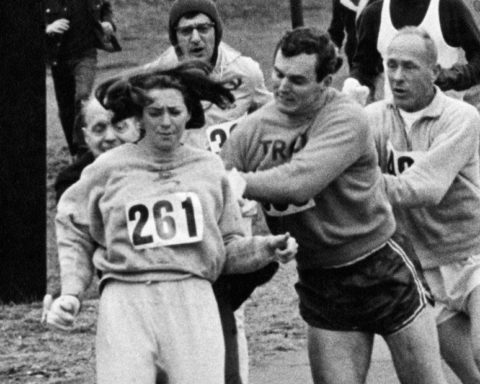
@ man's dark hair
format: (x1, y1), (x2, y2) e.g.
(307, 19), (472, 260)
(274, 27), (343, 82)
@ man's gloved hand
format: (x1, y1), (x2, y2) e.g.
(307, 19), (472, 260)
(342, 77), (370, 106)
(45, 295), (81, 331)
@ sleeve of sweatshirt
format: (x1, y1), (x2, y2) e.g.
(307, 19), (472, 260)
(350, 0), (383, 91)
(55, 162), (107, 297)
(241, 102), (369, 204)
(382, 106), (480, 207)
(217, 172), (277, 274)
(435, 0), (480, 91)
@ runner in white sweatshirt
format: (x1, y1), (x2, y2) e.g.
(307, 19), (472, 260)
(366, 26), (480, 383)
(46, 61), (297, 384)
(144, 3), (274, 381)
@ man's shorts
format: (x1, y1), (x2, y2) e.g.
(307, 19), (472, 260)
(424, 254), (480, 325)
(296, 233), (433, 335)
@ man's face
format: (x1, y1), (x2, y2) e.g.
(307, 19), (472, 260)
(386, 34), (437, 112)
(175, 13), (216, 63)
(272, 51), (326, 115)
(83, 106), (140, 157)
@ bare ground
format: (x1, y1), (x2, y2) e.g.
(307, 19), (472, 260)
(0, 262), (307, 383)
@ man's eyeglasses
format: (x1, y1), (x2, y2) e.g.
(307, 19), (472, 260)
(175, 22), (215, 37)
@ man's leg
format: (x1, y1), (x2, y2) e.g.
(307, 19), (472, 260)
(72, 51), (97, 156)
(51, 62), (76, 155)
(307, 326), (373, 384)
(214, 278), (243, 384)
(385, 306), (448, 384)
(425, 256), (480, 383)
(438, 312), (480, 384)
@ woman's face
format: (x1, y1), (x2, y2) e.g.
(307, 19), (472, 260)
(141, 88), (190, 153)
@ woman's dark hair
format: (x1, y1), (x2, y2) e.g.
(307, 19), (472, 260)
(273, 27), (343, 82)
(95, 60), (236, 128)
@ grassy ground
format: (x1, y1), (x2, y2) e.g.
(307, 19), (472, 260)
(1, 1), (349, 382)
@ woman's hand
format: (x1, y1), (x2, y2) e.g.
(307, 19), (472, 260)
(268, 232), (298, 264)
(44, 295), (81, 331)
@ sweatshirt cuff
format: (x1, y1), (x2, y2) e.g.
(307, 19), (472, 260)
(61, 274), (88, 298)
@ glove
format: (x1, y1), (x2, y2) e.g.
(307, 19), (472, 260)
(227, 168), (247, 202)
(342, 78), (370, 106)
(45, 295), (81, 331)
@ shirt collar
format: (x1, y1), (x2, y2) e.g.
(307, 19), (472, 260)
(386, 86), (444, 120)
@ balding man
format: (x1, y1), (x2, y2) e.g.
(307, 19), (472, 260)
(367, 26), (480, 383)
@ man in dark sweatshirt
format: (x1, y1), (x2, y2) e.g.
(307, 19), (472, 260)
(222, 27), (449, 384)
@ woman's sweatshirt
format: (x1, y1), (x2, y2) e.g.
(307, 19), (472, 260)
(56, 143), (275, 296)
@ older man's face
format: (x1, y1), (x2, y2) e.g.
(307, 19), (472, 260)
(175, 13), (216, 63)
(83, 106), (140, 157)
(386, 34), (437, 112)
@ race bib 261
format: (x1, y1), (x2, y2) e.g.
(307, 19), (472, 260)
(126, 192), (204, 249)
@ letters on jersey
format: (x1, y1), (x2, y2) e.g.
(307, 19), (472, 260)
(258, 131), (314, 216)
(126, 192), (204, 249)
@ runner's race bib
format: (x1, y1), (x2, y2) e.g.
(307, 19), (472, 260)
(206, 116), (246, 154)
(262, 199), (316, 217)
(126, 192), (204, 249)
(386, 141), (424, 175)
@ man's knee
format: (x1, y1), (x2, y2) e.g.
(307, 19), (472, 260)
(386, 305), (443, 366)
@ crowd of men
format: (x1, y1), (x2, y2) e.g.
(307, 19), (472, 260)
(44, 0), (480, 383)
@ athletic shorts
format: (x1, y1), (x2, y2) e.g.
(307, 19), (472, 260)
(296, 233), (433, 335)
(424, 254), (480, 324)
